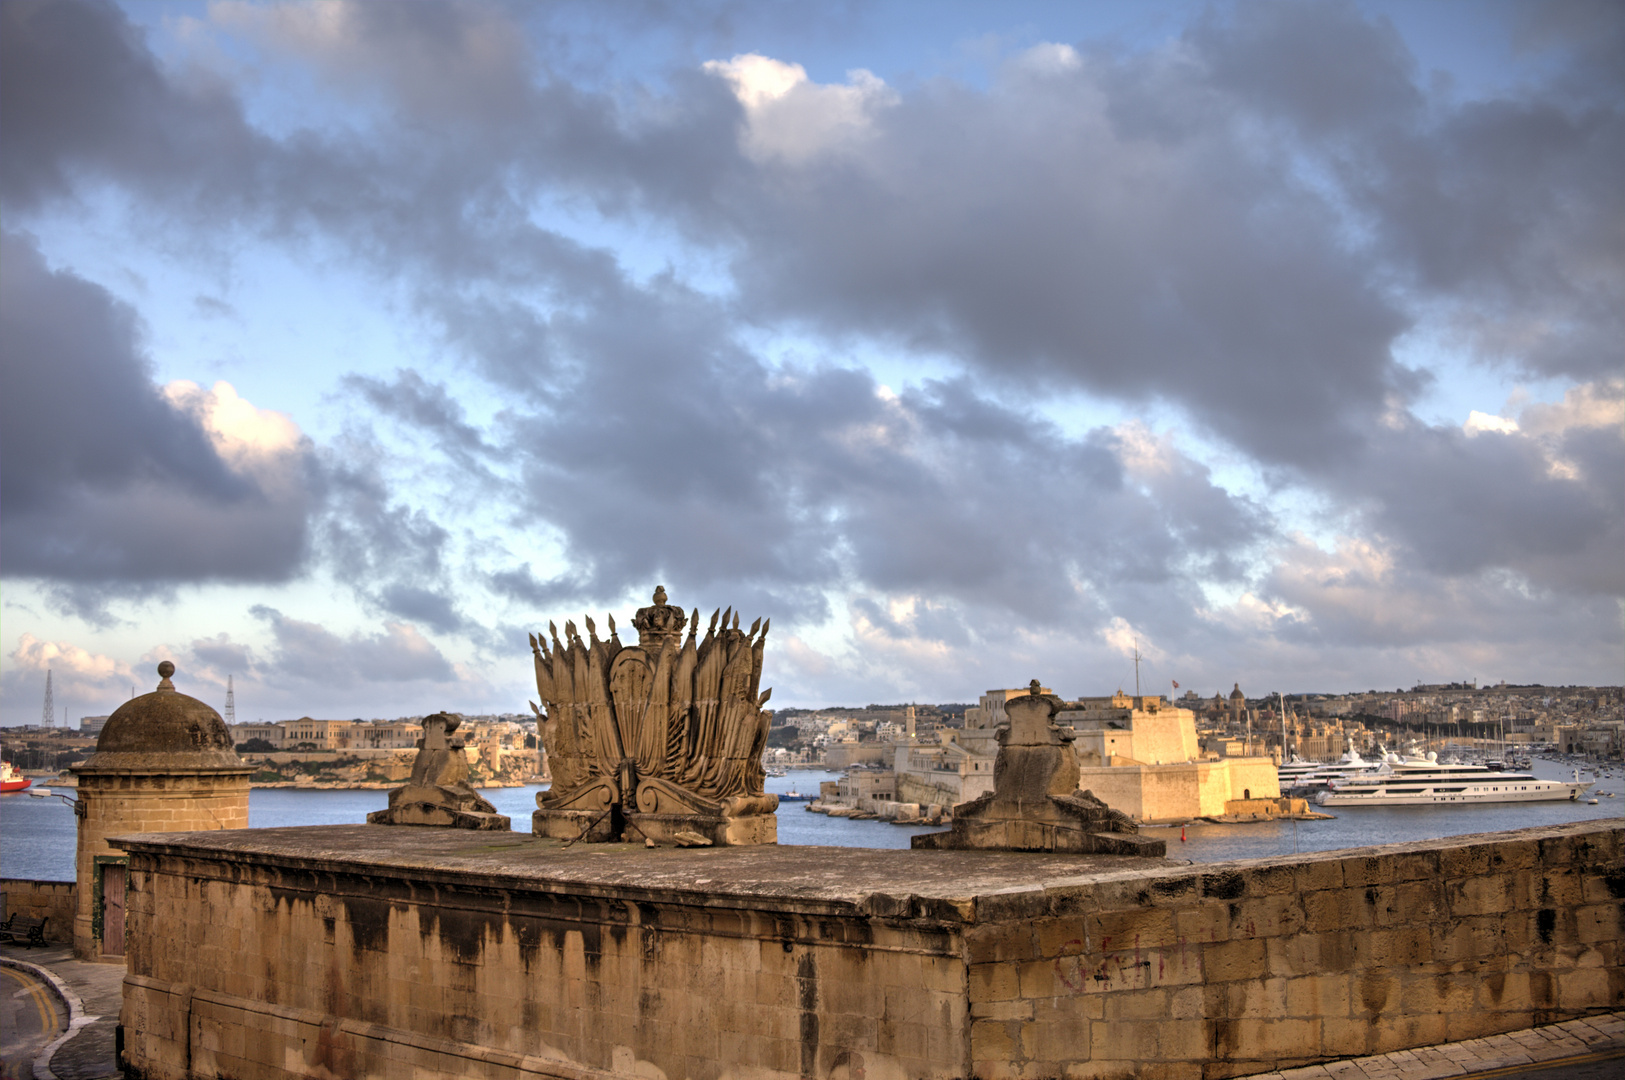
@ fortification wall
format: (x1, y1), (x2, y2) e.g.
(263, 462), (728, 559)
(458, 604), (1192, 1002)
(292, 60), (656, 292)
(1077, 758), (1283, 823)
(114, 820), (1622, 1080)
(0, 878), (76, 942)
(965, 822), (1623, 1078)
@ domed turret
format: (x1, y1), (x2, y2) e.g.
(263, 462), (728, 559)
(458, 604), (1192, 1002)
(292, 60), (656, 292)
(78, 661), (241, 772)
(70, 662), (251, 962)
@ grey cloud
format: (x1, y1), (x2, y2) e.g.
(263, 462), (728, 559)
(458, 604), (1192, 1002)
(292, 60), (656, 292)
(4, 0), (1618, 689)
(250, 605), (457, 685)
(345, 369), (498, 478)
(0, 231), (315, 588)
(0, 0), (266, 213)
(318, 437), (467, 631)
(707, 50), (1410, 470)
(1301, 408), (1623, 600)
(188, 634), (256, 675)
(1187, 1), (1624, 383)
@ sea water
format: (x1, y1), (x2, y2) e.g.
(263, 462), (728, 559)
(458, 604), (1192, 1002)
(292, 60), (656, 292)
(3, 761), (1618, 883)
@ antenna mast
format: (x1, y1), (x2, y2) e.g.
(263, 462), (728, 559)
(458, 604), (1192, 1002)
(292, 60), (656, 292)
(1132, 639), (1142, 698)
(225, 675), (236, 725)
(42, 669), (55, 728)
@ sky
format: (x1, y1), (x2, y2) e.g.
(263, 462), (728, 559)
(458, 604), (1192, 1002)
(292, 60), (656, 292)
(1, 0), (1621, 726)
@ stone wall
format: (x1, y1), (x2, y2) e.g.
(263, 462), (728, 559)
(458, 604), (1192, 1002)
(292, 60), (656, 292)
(896, 771), (964, 809)
(1077, 758), (1280, 822)
(114, 820), (1622, 1080)
(0, 879), (76, 942)
(965, 822), (1624, 1078)
(75, 769), (249, 960)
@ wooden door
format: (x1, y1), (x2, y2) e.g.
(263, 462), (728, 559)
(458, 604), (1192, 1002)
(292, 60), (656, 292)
(102, 864), (126, 957)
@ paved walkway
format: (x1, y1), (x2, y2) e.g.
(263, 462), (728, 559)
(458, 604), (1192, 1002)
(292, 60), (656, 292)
(1240, 1012), (1625, 1080)
(0, 943), (124, 1080)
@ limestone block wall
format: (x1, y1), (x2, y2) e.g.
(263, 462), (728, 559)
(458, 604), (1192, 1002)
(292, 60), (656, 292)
(0, 879), (76, 941)
(118, 852), (969, 1080)
(114, 821), (1622, 1080)
(75, 770), (249, 960)
(1077, 759), (1283, 823)
(1218, 759), (1281, 804)
(966, 824), (1624, 1079)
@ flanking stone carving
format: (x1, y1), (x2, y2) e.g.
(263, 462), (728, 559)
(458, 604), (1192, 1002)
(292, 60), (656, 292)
(366, 713), (510, 830)
(913, 680), (1166, 855)
(529, 586), (778, 845)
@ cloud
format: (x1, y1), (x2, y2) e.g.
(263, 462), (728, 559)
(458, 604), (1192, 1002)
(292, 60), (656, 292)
(1, 0), (1618, 704)
(251, 606), (457, 686)
(704, 53), (894, 164)
(0, 633), (138, 718)
(0, 0), (267, 213)
(0, 232), (318, 595)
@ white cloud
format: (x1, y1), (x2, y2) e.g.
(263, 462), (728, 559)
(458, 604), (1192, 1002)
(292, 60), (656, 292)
(1464, 410), (1519, 436)
(163, 380), (306, 480)
(703, 53), (894, 165)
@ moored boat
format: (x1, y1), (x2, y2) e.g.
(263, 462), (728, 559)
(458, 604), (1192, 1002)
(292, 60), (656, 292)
(1, 760), (32, 793)
(1316, 763), (1592, 806)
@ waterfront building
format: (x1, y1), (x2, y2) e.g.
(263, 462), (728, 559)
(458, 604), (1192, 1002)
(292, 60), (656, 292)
(1061, 690), (1278, 821)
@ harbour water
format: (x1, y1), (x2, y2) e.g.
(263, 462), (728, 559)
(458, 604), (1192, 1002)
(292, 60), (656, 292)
(2, 761), (1618, 883)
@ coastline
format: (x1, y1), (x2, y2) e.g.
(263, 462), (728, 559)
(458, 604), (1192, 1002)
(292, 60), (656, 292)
(38, 776), (547, 792)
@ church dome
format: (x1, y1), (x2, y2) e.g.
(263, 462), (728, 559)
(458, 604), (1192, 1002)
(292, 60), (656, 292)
(1230, 683), (1245, 701)
(75, 662), (247, 773)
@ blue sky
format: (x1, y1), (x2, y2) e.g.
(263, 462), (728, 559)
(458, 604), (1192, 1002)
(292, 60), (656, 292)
(2, 0), (1620, 725)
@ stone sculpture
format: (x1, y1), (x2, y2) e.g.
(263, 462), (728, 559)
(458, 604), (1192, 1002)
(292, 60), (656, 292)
(530, 587), (778, 845)
(913, 680), (1165, 855)
(367, 712), (510, 830)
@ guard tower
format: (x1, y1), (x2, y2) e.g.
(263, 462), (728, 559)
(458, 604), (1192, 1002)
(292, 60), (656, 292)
(69, 662), (251, 961)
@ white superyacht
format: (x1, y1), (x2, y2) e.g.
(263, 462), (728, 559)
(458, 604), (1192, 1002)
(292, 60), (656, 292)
(1315, 753), (1592, 806)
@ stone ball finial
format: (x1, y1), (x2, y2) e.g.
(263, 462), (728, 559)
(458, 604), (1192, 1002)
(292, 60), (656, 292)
(653, 585), (668, 605)
(1029, 678), (1043, 696)
(157, 660), (176, 690)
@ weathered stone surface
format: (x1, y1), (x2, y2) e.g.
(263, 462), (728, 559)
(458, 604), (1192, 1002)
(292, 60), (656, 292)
(914, 681), (1166, 856)
(530, 587), (778, 846)
(366, 712), (510, 830)
(70, 661), (252, 961)
(112, 819), (1622, 1080)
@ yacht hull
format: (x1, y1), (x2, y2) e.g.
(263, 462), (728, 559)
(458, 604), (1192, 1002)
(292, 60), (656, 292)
(1317, 781), (1590, 806)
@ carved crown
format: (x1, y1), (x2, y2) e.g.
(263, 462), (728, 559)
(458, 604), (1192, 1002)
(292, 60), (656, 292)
(633, 585), (688, 649)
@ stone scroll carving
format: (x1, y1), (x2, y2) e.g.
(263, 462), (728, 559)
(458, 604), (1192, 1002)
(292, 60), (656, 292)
(530, 586), (778, 845)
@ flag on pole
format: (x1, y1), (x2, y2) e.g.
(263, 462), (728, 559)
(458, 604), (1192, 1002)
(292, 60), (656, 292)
(1171, 679), (1180, 689)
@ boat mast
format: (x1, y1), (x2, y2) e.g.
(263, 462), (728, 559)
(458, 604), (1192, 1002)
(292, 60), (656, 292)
(1279, 691), (1288, 762)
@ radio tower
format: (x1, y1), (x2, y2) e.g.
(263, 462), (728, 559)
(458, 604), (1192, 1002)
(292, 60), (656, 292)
(224, 674), (236, 725)
(42, 669), (55, 728)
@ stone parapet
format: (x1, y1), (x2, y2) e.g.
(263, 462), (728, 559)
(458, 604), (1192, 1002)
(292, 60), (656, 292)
(112, 820), (1623, 1080)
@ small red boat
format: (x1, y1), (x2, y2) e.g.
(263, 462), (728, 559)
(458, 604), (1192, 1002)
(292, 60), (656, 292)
(1, 761), (32, 793)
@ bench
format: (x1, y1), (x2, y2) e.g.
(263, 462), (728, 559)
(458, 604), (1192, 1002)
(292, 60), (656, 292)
(0, 913), (49, 949)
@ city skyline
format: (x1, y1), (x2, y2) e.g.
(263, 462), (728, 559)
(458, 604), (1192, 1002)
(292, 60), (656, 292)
(2, 0), (1621, 726)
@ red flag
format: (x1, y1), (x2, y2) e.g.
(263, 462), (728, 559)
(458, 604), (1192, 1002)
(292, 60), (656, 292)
(1171, 679), (1180, 689)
